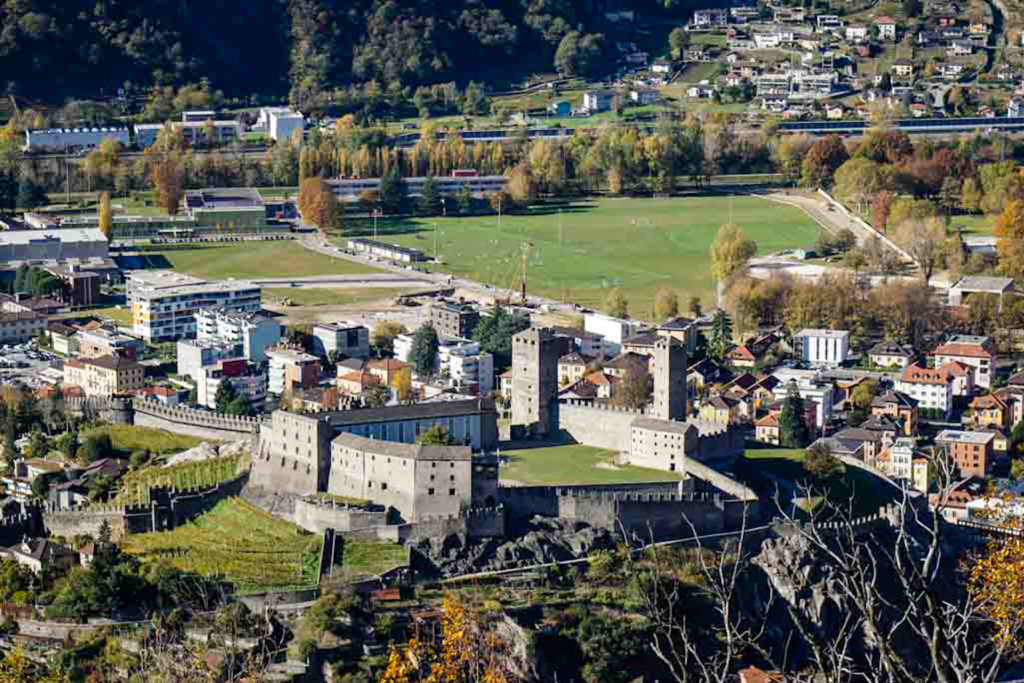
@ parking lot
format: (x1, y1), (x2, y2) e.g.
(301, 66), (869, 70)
(0, 341), (62, 387)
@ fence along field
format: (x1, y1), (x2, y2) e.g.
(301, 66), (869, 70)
(121, 498), (322, 591)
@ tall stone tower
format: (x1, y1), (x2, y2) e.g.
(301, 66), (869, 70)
(651, 336), (687, 421)
(511, 327), (560, 437)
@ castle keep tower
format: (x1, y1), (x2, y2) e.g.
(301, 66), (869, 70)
(511, 327), (560, 436)
(651, 336), (687, 421)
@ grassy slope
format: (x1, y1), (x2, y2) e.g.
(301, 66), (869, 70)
(133, 241), (383, 280)
(338, 541), (410, 581)
(500, 444), (680, 485)
(363, 196), (821, 310)
(123, 498), (321, 591)
(82, 424), (205, 456)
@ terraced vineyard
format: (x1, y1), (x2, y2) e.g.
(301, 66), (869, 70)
(122, 498), (322, 591)
(110, 455), (246, 507)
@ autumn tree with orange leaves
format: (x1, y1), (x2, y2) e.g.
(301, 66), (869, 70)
(379, 596), (512, 683)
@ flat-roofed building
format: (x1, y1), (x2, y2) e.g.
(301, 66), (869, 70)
(0, 312), (46, 344)
(127, 271), (261, 342)
(195, 307), (281, 362)
(257, 107), (305, 141)
(24, 127), (130, 152)
(134, 120), (242, 148)
(312, 321), (369, 359)
(0, 228), (108, 262)
(933, 334), (995, 389)
(429, 301), (480, 339)
(796, 329), (850, 367)
(267, 348), (321, 395)
(77, 325), (144, 361)
(347, 238), (426, 263)
(936, 429), (996, 477)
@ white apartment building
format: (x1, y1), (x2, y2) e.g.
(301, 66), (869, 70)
(889, 437), (915, 483)
(796, 329), (850, 368)
(195, 308), (281, 362)
(267, 349), (320, 395)
(584, 313), (638, 356)
(895, 364), (954, 418)
(257, 107), (305, 141)
(933, 335), (995, 390)
(134, 120), (242, 148)
(196, 365), (267, 412)
(393, 336), (494, 394)
(127, 271), (261, 342)
(24, 127), (131, 152)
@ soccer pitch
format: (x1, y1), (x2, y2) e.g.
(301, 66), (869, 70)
(372, 196), (822, 312)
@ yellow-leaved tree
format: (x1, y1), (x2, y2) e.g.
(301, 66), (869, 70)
(97, 191), (113, 239)
(379, 597), (511, 683)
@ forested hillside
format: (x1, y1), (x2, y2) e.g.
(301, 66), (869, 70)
(0, 0), (699, 104)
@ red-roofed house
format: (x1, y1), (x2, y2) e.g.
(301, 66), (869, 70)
(755, 413), (780, 444)
(933, 335), (994, 389)
(875, 16), (897, 40)
(337, 370), (382, 396)
(895, 363), (954, 419)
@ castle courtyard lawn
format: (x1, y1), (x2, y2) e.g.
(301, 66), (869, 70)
(133, 240), (383, 280)
(359, 196), (822, 311)
(500, 444), (681, 485)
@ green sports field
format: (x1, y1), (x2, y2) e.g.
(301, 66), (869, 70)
(363, 196), (822, 311)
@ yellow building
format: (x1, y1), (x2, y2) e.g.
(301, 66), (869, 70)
(368, 358), (413, 388)
(63, 354), (145, 398)
(699, 395), (741, 426)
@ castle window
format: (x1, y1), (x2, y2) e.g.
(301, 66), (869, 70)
(381, 482), (388, 490)
(428, 488), (435, 495)
(449, 488), (456, 496)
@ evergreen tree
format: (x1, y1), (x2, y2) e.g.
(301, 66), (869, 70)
(226, 395), (253, 416)
(418, 176), (442, 216)
(0, 169), (16, 215)
(472, 306), (531, 371)
(378, 166), (409, 215)
(708, 310), (733, 361)
(215, 381), (239, 414)
(456, 185), (474, 215)
(12, 265), (28, 294)
(410, 324), (440, 376)
(16, 178), (48, 210)
(779, 382), (810, 448)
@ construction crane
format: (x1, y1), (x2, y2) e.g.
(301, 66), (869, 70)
(496, 241), (533, 307)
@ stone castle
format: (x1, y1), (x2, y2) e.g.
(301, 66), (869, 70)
(511, 327), (745, 476)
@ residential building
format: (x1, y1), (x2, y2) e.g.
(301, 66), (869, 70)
(1010, 97), (1024, 118)
(337, 369), (381, 396)
(196, 359), (267, 411)
(754, 413), (780, 444)
(895, 363), (954, 418)
(700, 395), (742, 426)
(657, 316), (698, 354)
(551, 326), (604, 359)
(196, 308), (282, 362)
(267, 348), (321, 395)
(47, 321), (78, 355)
(936, 429), (996, 477)
(970, 393), (1008, 430)
(948, 40), (974, 56)
(870, 390), (919, 436)
(77, 325), (144, 361)
(941, 360), (975, 397)
(24, 127), (131, 152)
(875, 16), (897, 40)
(893, 59), (915, 78)
(582, 91), (614, 113)
(127, 271), (261, 342)
(429, 301), (481, 339)
(1, 539), (77, 574)
(346, 238), (427, 263)
(176, 340), (240, 380)
(0, 293), (65, 316)
(584, 312), (637, 355)
(933, 335), (995, 389)
(135, 385), (182, 407)
(0, 313), (46, 344)
(693, 8), (727, 27)
(63, 354), (145, 398)
(888, 437), (916, 483)
(651, 60), (675, 74)
(631, 88), (660, 104)
(795, 329), (850, 368)
(441, 344), (494, 395)
(558, 352), (590, 386)
(845, 24), (869, 42)
(258, 107), (305, 141)
(312, 322), (369, 359)
(868, 341), (914, 369)
(687, 358), (723, 399)
(368, 357), (412, 388)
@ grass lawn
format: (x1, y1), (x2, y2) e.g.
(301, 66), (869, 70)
(82, 424), (206, 457)
(131, 241), (384, 280)
(357, 196), (822, 311)
(64, 305), (134, 327)
(123, 498), (322, 591)
(500, 444), (680, 485)
(263, 287), (411, 307)
(338, 540), (410, 581)
(678, 62), (720, 83)
(951, 214), (996, 235)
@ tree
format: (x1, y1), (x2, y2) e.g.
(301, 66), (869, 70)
(297, 177), (342, 236)
(214, 380), (239, 414)
(710, 223), (758, 281)
(554, 31), (604, 77)
(1010, 458), (1024, 481)
(893, 216), (947, 283)
(152, 155), (185, 215)
(654, 289), (679, 320)
(378, 166), (409, 215)
(961, 176), (984, 213)
(472, 306), (530, 370)
(506, 162), (535, 206)
(394, 371), (414, 404)
(97, 191), (112, 239)
(708, 310), (733, 361)
(804, 441), (843, 479)
(872, 190), (895, 232)
(778, 381), (810, 447)
(418, 176), (442, 216)
(364, 383), (390, 408)
(79, 432), (111, 464)
(613, 357), (653, 410)
(409, 324), (439, 376)
(371, 320), (407, 357)
(15, 178), (47, 211)
(997, 200), (1024, 282)
(903, 0), (923, 15)
(687, 296), (702, 318)
(668, 27), (689, 58)
(416, 425), (454, 445)
(801, 135), (850, 188)
(605, 288), (629, 318)
(833, 157), (888, 214)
